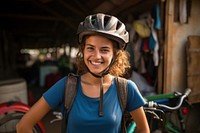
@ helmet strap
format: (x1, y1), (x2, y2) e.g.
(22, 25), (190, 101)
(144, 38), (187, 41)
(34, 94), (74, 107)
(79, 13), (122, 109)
(99, 76), (104, 116)
(85, 54), (118, 117)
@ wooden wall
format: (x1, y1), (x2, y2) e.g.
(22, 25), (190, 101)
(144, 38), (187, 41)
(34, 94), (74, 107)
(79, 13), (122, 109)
(164, 0), (200, 97)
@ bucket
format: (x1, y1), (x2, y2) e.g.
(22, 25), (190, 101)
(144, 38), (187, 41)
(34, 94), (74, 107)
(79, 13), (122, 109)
(0, 78), (28, 104)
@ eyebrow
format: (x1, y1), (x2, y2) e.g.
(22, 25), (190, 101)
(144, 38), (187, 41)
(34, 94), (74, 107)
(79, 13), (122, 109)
(101, 46), (111, 49)
(85, 43), (111, 49)
(85, 43), (94, 47)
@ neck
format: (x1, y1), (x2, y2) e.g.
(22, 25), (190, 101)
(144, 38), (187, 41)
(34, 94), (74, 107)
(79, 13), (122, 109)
(81, 73), (112, 85)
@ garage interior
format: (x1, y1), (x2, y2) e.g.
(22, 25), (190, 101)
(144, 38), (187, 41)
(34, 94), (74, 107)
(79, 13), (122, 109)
(1, 0), (200, 133)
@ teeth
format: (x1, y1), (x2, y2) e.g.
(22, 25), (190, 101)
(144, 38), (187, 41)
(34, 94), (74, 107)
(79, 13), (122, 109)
(91, 61), (101, 65)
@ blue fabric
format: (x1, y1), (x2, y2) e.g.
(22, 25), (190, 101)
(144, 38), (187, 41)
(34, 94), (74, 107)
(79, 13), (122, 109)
(43, 76), (145, 133)
(149, 33), (156, 50)
(155, 4), (161, 30)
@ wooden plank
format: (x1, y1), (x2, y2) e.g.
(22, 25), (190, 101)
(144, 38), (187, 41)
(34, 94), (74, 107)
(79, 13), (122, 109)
(187, 36), (200, 103)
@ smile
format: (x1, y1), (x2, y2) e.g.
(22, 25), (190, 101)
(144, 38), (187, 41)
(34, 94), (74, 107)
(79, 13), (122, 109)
(90, 61), (103, 65)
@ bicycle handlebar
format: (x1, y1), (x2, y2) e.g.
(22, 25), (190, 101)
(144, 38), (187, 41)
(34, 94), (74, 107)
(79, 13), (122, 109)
(144, 88), (191, 111)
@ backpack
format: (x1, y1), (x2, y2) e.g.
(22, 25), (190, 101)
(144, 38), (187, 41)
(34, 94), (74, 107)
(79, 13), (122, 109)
(62, 73), (133, 133)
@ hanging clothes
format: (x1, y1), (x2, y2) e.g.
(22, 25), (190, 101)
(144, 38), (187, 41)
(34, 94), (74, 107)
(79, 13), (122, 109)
(150, 19), (159, 66)
(133, 19), (150, 38)
(132, 37), (147, 74)
(154, 3), (161, 30)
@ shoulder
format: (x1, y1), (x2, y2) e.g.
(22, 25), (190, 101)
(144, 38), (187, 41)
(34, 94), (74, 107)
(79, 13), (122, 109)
(113, 77), (138, 90)
(126, 79), (142, 96)
(52, 76), (67, 88)
(42, 78), (65, 109)
(114, 77), (138, 89)
(127, 79), (138, 89)
(126, 79), (146, 111)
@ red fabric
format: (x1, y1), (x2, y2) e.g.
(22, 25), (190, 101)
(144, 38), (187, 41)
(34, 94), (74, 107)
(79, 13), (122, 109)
(143, 38), (150, 52)
(45, 73), (61, 89)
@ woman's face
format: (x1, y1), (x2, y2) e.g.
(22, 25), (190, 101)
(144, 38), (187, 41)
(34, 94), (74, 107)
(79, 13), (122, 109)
(83, 35), (114, 75)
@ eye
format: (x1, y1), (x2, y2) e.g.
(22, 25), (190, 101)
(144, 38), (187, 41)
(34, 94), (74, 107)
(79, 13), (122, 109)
(85, 45), (94, 52)
(101, 48), (110, 53)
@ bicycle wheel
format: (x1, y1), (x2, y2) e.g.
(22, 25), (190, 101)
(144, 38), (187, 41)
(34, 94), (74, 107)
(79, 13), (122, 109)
(0, 112), (42, 133)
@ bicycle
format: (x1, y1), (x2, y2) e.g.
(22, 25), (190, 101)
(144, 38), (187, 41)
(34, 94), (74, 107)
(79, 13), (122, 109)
(127, 88), (191, 133)
(0, 101), (45, 133)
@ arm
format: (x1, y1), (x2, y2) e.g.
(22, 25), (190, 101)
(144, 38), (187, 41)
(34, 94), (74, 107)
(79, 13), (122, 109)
(130, 107), (150, 133)
(16, 96), (51, 133)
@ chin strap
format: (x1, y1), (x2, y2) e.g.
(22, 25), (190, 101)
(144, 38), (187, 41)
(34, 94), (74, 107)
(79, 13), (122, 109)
(93, 48), (126, 117)
(86, 54), (117, 117)
(99, 55), (117, 117)
(99, 76), (104, 116)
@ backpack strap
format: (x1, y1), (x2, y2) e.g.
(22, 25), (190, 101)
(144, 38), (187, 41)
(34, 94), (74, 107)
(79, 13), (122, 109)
(115, 76), (128, 112)
(114, 76), (128, 133)
(64, 73), (78, 112)
(62, 73), (78, 133)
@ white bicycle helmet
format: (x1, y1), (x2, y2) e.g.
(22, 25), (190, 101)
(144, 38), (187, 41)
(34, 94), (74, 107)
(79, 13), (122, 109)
(77, 13), (129, 49)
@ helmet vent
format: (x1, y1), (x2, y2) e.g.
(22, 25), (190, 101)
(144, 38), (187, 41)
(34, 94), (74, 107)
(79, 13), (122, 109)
(91, 16), (97, 25)
(116, 22), (122, 30)
(104, 16), (110, 28)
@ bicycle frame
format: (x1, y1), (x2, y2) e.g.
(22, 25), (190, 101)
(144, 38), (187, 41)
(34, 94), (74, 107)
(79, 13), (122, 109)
(127, 90), (190, 133)
(145, 92), (189, 133)
(0, 101), (45, 133)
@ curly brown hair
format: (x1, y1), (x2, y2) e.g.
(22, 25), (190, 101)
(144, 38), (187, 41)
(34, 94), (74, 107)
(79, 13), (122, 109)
(76, 36), (130, 77)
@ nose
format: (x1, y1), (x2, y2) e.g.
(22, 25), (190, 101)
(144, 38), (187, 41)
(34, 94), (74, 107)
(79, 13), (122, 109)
(93, 50), (101, 59)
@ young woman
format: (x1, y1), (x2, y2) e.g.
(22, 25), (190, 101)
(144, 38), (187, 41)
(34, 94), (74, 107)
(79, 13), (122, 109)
(17, 13), (150, 133)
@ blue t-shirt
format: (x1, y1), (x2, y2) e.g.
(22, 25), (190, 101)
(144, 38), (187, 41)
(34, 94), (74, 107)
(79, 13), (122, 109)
(43, 76), (145, 133)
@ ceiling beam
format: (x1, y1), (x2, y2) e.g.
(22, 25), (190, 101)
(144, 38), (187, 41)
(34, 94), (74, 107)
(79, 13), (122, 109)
(31, 0), (77, 29)
(109, 0), (142, 15)
(119, 0), (158, 17)
(73, 0), (92, 15)
(57, 0), (86, 16)
(93, 1), (114, 13)
(0, 13), (73, 22)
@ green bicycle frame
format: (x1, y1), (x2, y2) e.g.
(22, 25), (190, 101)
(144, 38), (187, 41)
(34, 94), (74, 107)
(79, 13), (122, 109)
(127, 92), (185, 133)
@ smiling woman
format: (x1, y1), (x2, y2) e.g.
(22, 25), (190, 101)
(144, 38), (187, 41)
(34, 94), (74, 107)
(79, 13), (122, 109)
(16, 13), (150, 133)
(83, 35), (114, 76)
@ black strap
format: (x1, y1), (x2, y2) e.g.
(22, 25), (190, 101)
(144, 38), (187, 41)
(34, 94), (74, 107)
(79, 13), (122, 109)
(99, 77), (104, 116)
(62, 73), (78, 133)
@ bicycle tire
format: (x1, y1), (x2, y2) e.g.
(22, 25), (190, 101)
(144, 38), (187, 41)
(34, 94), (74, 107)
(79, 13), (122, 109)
(0, 112), (42, 133)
